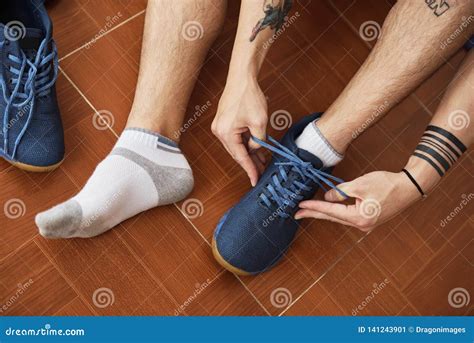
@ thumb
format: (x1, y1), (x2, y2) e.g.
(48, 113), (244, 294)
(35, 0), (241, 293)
(324, 179), (363, 202)
(247, 123), (267, 151)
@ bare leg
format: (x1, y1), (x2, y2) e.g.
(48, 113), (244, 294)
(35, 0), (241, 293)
(127, 0), (227, 142)
(316, 0), (473, 153)
(35, 0), (227, 239)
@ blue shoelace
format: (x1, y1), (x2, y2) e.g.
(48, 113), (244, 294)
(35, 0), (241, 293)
(252, 136), (348, 218)
(1, 38), (58, 159)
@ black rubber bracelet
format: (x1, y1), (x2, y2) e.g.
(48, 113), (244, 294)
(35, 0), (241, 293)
(402, 168), (426, 198)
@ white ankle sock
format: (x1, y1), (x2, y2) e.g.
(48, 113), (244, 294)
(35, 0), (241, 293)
(35, 128), (194, 238)
(295, 120), (343, 167)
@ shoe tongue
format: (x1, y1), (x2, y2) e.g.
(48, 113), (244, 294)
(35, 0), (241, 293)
(296, 147), (324, 170)
(19, 28), (44, 52)
(271, 144), (324, 193)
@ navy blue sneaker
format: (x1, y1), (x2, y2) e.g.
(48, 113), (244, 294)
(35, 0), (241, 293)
(212, 113), (346, 275)
(0, 0), (64, 172)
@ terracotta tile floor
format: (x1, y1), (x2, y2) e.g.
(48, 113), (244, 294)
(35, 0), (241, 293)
(1, 0), (472, 316)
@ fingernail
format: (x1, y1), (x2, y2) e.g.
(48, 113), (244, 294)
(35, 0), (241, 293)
(295, 214), (302, 220)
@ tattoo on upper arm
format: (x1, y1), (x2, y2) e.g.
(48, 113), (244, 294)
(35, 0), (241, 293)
(425, 0), (450, 17)
(250, 0), (293, 42)
(413, 125), (467, 176)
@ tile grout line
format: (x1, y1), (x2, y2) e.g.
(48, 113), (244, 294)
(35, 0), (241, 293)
(362, 243), (423, 316)
(173, 203), (272, 316)
(397, 223), (473, 292)
(173, 203), (212, 246)
(33, 240), (100, 316)
(327, 0), (373, 50)
(59, 10), (146, 62)
(52, 295), (86, 316)
(0, 233), (41, 264)
(234, 276), (272, 316)
(279, 227), (381, 316)
(58, 66), (119, 138)
(278, 270), (329, 317)
(116, 232), (189, 312)
(319, 280), (353, 315)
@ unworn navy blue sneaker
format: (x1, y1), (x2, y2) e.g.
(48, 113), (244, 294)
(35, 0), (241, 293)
(0, 0), (64, 172)
(212, 113), (346, 275)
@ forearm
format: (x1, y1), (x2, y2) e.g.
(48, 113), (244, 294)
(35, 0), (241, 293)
(404, 50), (473, 194)
(227, 0), (293, 82)
(318, 0), (474, 153)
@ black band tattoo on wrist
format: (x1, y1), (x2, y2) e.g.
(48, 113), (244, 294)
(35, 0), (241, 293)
(416, 144), (451, 172)
(424, 0), (450, 17)
(413, 125), (467, 177)
(419, 138), (456, 164)
(426, 125), (466, 153)
(250, 0), (293, 42)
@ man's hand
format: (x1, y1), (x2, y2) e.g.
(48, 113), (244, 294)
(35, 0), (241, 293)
(212, 78), (268, 186)
(295, 171), (421, 231)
